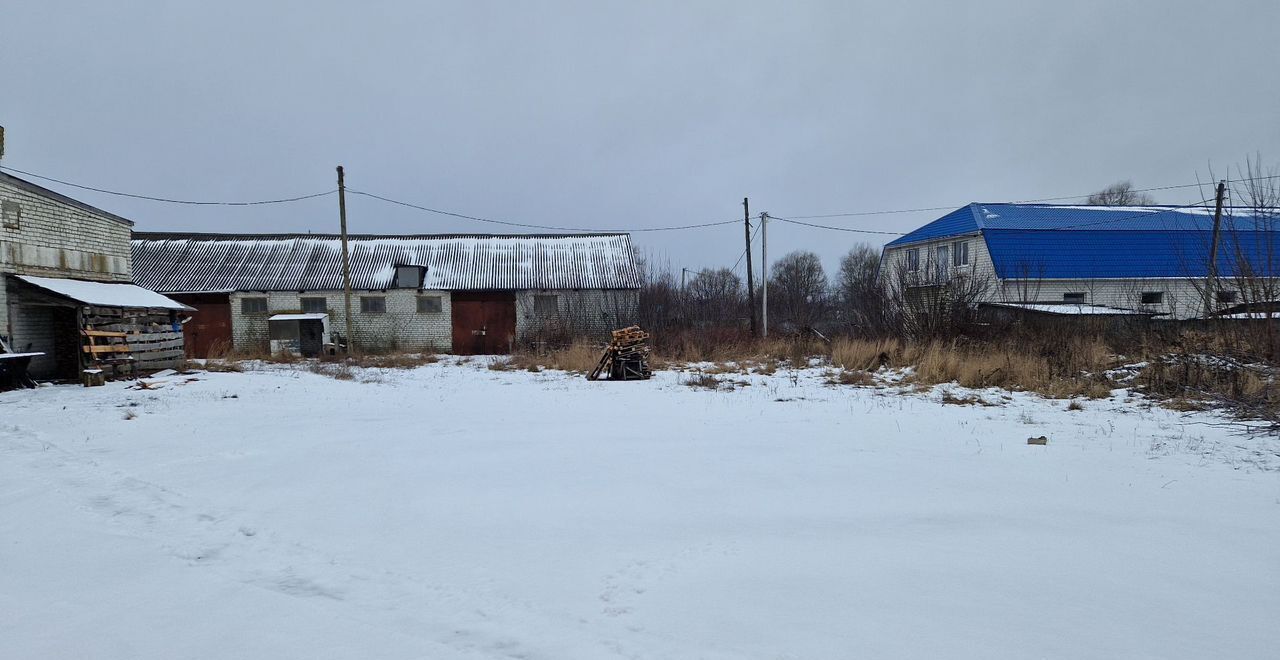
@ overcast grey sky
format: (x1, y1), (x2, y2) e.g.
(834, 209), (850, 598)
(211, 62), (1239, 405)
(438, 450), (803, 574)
(4, 1), (1279, 275)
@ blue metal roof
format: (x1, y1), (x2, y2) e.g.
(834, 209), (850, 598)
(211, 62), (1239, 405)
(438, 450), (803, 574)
(889, 203), (1280, 279)
(884, 205), (981, 247)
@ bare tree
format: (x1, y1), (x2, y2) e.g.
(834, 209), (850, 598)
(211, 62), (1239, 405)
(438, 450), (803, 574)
(833, 244), (892, 335)
(767, 250), (829, 333)
(685, 268), (745, 326)
(1086, 180), (1155, 206)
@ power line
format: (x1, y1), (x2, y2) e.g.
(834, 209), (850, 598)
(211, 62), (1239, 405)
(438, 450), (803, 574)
(778, 174), (1280, 222)
(731, 222), (760, 274)
(347, 188), (740, 233)
(1043, 197), (1219, 232)
(0, 165), (336, 206)
(770, 217), (906, 235)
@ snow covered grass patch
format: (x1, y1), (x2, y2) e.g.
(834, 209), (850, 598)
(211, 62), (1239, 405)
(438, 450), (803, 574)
(1, 362), (1278, 659)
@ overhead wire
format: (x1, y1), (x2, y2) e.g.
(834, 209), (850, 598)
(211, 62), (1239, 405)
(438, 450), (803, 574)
(0, 165), (336, 206)
(347, 188), (740, 234)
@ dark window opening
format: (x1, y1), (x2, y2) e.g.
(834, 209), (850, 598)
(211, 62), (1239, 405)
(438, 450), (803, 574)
(394, 266), (423, 289)
(1, 200), (20, 229)
(1140, 291), (1164, 305)
(241, 297), (268, 314)
(1216, 290), (1238, 304)
(417, 295), (442, 313)
(360, 296), (386, 314)
(1063, 292), (1087, 303)
(300, 297), (327, 313)
(534, 294), (559, 317)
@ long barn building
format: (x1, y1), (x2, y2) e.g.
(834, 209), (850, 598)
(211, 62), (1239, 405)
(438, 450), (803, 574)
(130, 232), (642, 355)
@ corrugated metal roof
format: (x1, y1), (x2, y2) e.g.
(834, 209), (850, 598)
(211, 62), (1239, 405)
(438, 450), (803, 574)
(883, 206), (982, 247)
(888, 203), (1280, 279)
(131, 233), (642, 292)
(884, 203), (1277, 248)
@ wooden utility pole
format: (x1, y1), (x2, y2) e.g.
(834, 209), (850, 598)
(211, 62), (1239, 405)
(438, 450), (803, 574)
(337, 166), (355, 354)
(761, 212), (769, 338)
(743, 197), (757, 336)
(1204, 180), (1227, 319)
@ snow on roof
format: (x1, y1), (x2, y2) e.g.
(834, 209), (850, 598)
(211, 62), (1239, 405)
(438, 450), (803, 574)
(269, 313), (328, 321)
(131, 233), (642, 292)
(981, 302), (1160, 316)
(15, 275), (193, 311)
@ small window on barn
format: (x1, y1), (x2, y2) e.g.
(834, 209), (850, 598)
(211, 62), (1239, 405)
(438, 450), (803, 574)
(1, 200), (20, 229)
(360, 296), (386, 314)
(1063, 292), (1087, 303)
(394, 266), (422, 289)
(952, 241), (969, 266)
(534, 294), (559, 317)
(906, 248), (920, 272)
(241, 297), (268, 314)
(417, 295), (442, 313)
(300, 297), (327, 313)
(1140, 291), (1164, 305)
(1217, 290), (1238, 304)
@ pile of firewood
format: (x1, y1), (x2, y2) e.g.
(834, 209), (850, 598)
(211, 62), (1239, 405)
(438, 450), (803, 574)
(588, 326), (653, 381)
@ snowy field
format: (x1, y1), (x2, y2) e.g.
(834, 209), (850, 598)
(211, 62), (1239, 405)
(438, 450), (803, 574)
(2, 360), (1277, 659)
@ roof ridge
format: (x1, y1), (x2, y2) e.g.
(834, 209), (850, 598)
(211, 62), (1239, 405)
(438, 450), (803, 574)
(131, 231), (632, 240)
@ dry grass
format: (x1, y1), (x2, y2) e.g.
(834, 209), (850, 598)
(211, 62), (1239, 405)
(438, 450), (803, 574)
(508, 342), (604, 374)
(939, 390), (995, 406)
(1066, 400), (1085, 411)
(827, 369), (875, 386)
(202, 359), (244, 373)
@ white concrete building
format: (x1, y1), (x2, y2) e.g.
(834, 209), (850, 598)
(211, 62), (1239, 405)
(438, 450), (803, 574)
(881, 203), (1280, 320)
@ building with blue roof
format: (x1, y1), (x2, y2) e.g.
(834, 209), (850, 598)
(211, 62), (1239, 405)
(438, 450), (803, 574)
(882, 203), (1280, 319)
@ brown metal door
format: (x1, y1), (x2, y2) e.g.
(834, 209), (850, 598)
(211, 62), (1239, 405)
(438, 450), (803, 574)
(451, 292), (516, 355)
(173, 294), (232, 358)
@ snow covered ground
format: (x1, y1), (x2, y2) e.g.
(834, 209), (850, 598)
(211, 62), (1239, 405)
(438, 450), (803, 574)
(2, 360), (1277, 659)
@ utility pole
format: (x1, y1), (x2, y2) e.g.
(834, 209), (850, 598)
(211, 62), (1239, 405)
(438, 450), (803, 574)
(743, 198), (757, 337)
(1204, 180), (1227, 319)
(761, 212), (769, 338)
(337, 166), (355, 355)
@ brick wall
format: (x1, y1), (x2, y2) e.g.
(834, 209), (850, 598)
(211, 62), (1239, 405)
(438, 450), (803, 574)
(514, 289), (639, 343)
(1, 177), (133, 346)
(224, 287), (640, 354)
(229, 289), (453, 353)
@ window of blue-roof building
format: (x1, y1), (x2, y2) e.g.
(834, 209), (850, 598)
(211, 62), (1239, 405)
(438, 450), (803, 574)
(906, 248), (920, 272)
(952, 241), (970, 267)
(1063, 292), (1087, 303)
(1141, 292), (1164, 305)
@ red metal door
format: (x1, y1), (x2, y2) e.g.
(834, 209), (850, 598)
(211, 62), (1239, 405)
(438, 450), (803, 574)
(171, 293), (232, 358)
(451, 292), (516, 355)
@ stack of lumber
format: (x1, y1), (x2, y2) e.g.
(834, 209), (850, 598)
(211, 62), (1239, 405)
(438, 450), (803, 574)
(81, 329), (136, 381)
(588, 326), (653, 381)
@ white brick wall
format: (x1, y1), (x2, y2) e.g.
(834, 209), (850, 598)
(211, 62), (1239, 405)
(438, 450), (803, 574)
(1, 177), (133, 343)
(223, 287), (640, 353)
(514, 289), (639, 342)
(229, 289), (453, 353)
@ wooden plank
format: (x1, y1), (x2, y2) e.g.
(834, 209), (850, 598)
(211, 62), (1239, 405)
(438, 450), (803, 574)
(83, 344), (133, 354)
(129, 338), (184, 351)
(133, 348), (184, 361)
(128, 331), (183, 342)
(82, 330), (129, 338)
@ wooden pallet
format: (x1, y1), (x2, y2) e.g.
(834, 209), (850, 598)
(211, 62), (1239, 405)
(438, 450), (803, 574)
(589, 326), (653, 381)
